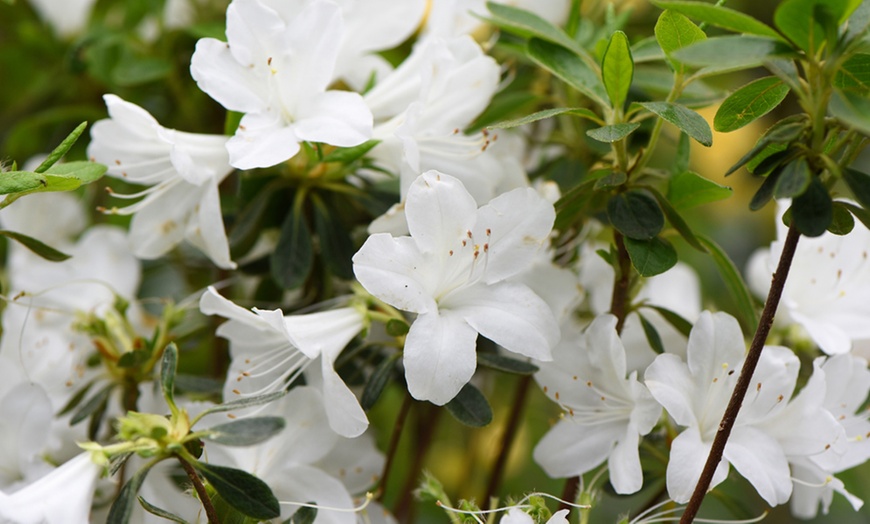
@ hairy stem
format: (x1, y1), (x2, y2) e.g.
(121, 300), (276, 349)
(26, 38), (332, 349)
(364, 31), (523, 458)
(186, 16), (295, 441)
(377, 392), (413, 501)
(483, 375), (533, 508)
(178, 456), (221, 524)
(679, 224), (801, 523)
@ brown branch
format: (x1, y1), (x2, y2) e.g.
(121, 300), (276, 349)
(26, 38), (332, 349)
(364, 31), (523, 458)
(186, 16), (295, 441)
(178, 456), (221, 524)
(483, 375), (533, 508)
(679, 224), (801, 523)
(377, 392), (413, 501)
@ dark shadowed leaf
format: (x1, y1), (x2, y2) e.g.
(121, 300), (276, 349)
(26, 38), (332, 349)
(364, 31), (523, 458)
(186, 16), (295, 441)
(774, 159), (811, 199)
(477, 352), (539, 375)
(607, 190), (665, 240)
(108, 465), (153, 524)
(271, 206), (313, 289)
(828, 202), (856, 235)
(361, 353), (400, 410)
(0, 230), (71, 261)
(842, 167), (870, 209)
(791, 177), (833, 237)
(445, 383), (493, 427)
(624, 236), (678, 276)
(194, 461), (280, 520)
(138, 497), (188, 524)
(638, 313), (665, 354)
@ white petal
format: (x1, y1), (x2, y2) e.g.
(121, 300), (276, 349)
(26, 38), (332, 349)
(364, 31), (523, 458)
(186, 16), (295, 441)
(319, 356), (369, 438)
(184, 179), (236, 269)
(353, 234), (435, 313)
(725, 426), (792, 506)
(190, 37), (268, 113)
(403, 310), (478, 405)
(294, 90), (373, 147)
(404, 171), (478, 255)
(272, 465), (356, 524)
(500, 508), (534, 524)
(608, 426), (643, 494)
(448, 281), (558, 361)
(666, 428), (728, 503)
(645, 353), (697, 429)
(226, 112), (301, 169)
(686, 312), (745, 384)
(533, 417), (623, 478)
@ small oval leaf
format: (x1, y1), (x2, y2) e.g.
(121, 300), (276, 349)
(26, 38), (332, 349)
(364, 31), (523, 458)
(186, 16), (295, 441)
(640, 101), (712, 146)
(586, 122), (640, 143)
(477, 352), (539, 375)
(607, 190), (665, 240)
(194, 461), (281, 520)
(714, 76), (790, 133)
(445, 383), (493, 427)
(624, 236), (678, 277)
(791, 176), (833, 237)
(602, 31), (634, 110)
(205, 417), (286, 446)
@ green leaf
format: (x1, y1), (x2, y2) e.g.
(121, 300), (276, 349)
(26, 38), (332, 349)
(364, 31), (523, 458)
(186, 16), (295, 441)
(749, 166), (784, 211)
(138, 497), (188, 524)
(774, 159), (811, 198)
(586, 122), (640, 142)
(0, 171), (46, 195)
(828, 202), (856, 235)
(44, 160), (107, 185)
(312, 199), (354, 280)
(0, 230), (71, 261)
(487, 107), (603, 129)
(271, 205), (313, 289)
(527, 38), (608, 107)
(321, 140), (380, 164)
(696, 235), (760, 332)
(230, 189), (273, 258)
(602, 31), (634, 110)
(654, 10), (707, 74)
(834, 54), (870, 93)
(624, 236), (678, 277)
(477, 352), (539, 375)
(194, 462), (281, 520)
(791, 177), (833, 237)
(726, 117), (805, 176)
(831, 89), (870, 135)
(645, 305), (693, 337)
(108, 465), (153, 524)
(671, 36), (786, 69)
(667, 171), (732, 210)
(632, 36), (666, 63)
(640, 102), (712, 146)
(774, 0), (859, 54)
(673, 132), (690, 175)
(607, 190), (665, 240)
(843, 167), (870, 209)
(161, 343), (178, 414)
(71, 384), (115, 425)
(445, 383), (493, 427)
(485, 1), (583, 53)
(637, 313), (665, 354)
(199, 391), (286, 418)
(841, 201), (870, 230)
(57, 380), (96, 416)
(714, 77), (790, 132)
(385, 319), (410, 336)
(112, 56), (172, 86)
(205, 417), (286, 446)
(644, 186), (706, 251)
(290, 506), (318, 524)
(653, 1), (782, 38)
(361, 353), (400, 410)
(34, 121), (88, 173)
(594, 171), (628, 190)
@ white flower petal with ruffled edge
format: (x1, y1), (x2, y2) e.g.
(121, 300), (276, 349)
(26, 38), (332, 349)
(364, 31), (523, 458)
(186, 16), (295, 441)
(353, 234), (436, 313)
(725, 426), (792, 506)
(533, 417), (624, 478)
(404, 170), (478, 256)
(190, 38), (269, 114)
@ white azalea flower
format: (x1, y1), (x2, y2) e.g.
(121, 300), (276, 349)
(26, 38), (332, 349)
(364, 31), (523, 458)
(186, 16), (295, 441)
(88, 94), (236, 269)
(533, 315), (662, 494)
(199, 286), (368, 437)
(747, 200), (870, 355)
(205, 387), (377, 524)
(645, 312), (803, 506)
(353, 171), (559, 405)
(0, 452), (102, 524)
(190, 0), (372, 169)
(499, 508), (569, 524)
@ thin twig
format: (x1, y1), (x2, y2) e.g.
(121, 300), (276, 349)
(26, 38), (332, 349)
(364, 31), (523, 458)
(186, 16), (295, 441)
(679, 224), (801, 523)
(377, 392), (413, 501)
(483, 375), (533, 508)
(178, 456), (221, 524)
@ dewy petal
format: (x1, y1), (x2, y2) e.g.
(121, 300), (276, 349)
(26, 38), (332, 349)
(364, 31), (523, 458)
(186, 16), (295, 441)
(294, 90), (373, 147)
(533, 417), (624, 478)
(403, 310), (478, 405)
(353, 234), (435, 314)
(666, 427), (728, 504)
(404, 170), (478, 256)
(476, 187), (556, 284)
(190, 38), (269, 113)
(725, 426), (792, 506)
(449, 281), (558, 361)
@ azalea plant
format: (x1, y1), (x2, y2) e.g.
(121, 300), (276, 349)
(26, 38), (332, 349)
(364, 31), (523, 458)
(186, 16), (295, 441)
(1, 0), (869, 523)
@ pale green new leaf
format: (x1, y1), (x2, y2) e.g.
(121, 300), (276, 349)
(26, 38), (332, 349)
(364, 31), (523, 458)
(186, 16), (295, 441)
(640, 101), (712, 146)
(653, 1), (782, 39)
(602, 31), (634, 110)
(655, 9), (706, 73)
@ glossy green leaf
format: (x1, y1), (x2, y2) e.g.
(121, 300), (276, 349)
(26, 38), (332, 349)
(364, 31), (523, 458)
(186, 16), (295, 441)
(654, 10), (707, 73)
(671, 36), (786, 69)
(160, 343), (179, 414)
(487, 107), (603, 129)
(640, 101), (712, 146)
(638, 313), (665, 354)
(645, 186), (706, 252)
(361, 353), (400, 410)
(445, 383), (493, 427)
(774, 159), (811, 198)
(667, 171), (732, 210)
(586, 122), (640, 142)
(834, 54), (870, 93)
(0, 230), (71, 261)
(645, 305), (693, 337)
(828, 202), (856, 235)
(321, 140), (380, 164)
(843, 167), (870, 209)
(607, 190), (665, 240)
(205, 417), (286, 446)
(697, 235), (760, 332)
(34, 121), (88, 173)
(108, 465), (153, 524)
(714, 77), (790, 132)
(602, 31), (633, 109)
(774, 0), (859, 53)
(624, 236), (678, 277)
(791, 176), (833, 237)
(486, 1), (582, 52)
(527, 38), (608, 107)
(271, 205), (313, 289)
(653, 1), (782, 38)
(194, 462), (281, 520)
(477, 352), (539, 375)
